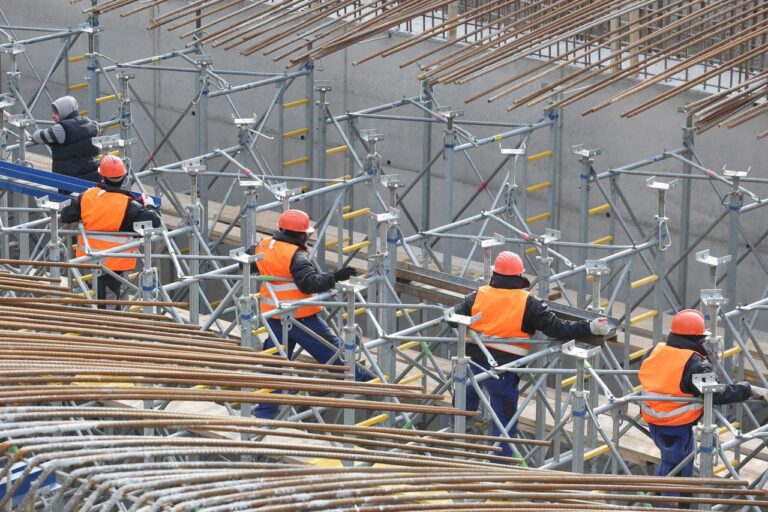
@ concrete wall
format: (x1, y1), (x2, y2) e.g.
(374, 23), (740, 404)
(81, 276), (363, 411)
(5, 1), (768, 313)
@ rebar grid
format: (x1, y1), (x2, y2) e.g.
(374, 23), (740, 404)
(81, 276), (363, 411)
(86, 0), (768, 139)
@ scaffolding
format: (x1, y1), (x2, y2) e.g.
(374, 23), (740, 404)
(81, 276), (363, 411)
(0, 1), (768, 510)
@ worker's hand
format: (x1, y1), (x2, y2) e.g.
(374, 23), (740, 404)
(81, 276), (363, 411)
(139, 194), (156, 208)
(334, 267), (358, 282)
(589, 317), (611, 336)
(751, 386), (768, 401)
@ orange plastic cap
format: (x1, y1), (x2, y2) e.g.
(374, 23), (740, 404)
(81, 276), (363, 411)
(492, 251), (524, 276)
(670, 309), (709, 336)
(278, 209), (314, 233)
(98, 155), (127, 179)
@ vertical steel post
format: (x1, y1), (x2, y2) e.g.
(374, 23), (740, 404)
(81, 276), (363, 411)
(563, 340), (600, 473)
(38, 197), (62, 279)
(277, 79), (285, 173)
(677, 114), (694, 307)
(231, 248), (261, 351)
(723, 169), (746, 374)
(693, 373), (724, 484)
(117, 71), (134, 163)
(304, 60), (315, 185)
(195, 55), (211, 239)
(338, 278), (365, 426)
(519, 142), (529, 221)
(86, 2), (101, 120)
(536, 229), (558, 466)
(696, 250), (730, 370)
(445, 308), (479, 436)
(548, 107), (561, 232)
(420, 82), (433, 267)
(363, 132), (383, 339)
(573, 146), (601, 308)
(315, 82), (331, 267)
(442, 110), (462, 273)
(647, 177), (677, 343)
(186, 161), (203, 324)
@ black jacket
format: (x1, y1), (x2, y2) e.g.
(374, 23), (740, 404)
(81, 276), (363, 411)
(50, 113), (100, 181)
(663, 333), (751, 406)
(454, 273), (592, 365)
(246, 230), (337, 296)
(60, 182), (162, 231)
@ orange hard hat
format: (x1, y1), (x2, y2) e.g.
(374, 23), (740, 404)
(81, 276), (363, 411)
(492, 251), (524, 276)
(278, 209), (314, 233)
(98, 155), (127, 179)
(670, 309), (709, 336)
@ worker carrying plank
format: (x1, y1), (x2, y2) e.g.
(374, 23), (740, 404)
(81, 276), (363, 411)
(61, 155), (161, 307)
(639, 309), (767, 487)
(247, 208), (368, 419)
(31, 96), (101, 183)
(452, 250), (611, 457)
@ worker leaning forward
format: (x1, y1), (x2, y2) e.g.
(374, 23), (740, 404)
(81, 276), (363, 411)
(32, 96), (101, 184)
(248, 208), (369, 419)
(61, 155), (161, 307)
(639, 309), (767, 498)
(453, 251), (611, 458)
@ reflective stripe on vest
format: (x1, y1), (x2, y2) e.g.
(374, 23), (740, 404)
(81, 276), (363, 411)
(75, 187), (137, 272)
(470, 286), (531, 356)
(638, 343), (703, 426)
(254, 237), (321, 319)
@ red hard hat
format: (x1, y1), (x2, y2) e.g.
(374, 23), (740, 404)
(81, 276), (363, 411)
(98, 155), (127, 179)
(670, 309), (709, 336)
(492, 251), (524, 276)
(278, 209), (314, 233)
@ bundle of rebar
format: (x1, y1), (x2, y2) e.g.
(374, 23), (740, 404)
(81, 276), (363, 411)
(1, 405), (766, 511)
(89, 0), (767, 138)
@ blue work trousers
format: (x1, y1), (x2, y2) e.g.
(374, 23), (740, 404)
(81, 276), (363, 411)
(649, 423), (695, 508)
(463, 360), (521, 459)
(254, 314), (366, 419)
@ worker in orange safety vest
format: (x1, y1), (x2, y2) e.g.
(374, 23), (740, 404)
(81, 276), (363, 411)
(247, 208), (368, 418)
(61, 155), (161, 307)
(639, 309), (767, 488)
(453, 250), (611, 457)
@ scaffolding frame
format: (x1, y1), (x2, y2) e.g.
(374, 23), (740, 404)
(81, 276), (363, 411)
(0, 3), (767, 509)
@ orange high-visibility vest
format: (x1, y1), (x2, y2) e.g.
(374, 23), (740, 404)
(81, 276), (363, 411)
(254, 237), (322, 319)
(75, 187), (137, 272)
(470, 286), (531, 357)
(639, 343), (703, 426)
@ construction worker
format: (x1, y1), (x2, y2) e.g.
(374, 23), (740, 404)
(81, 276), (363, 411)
(31, 96), (100, 183)
(453, 251), (611, 456)
(249, 208), (367, 419)
(639, 309), (768, 484)
(61, 155), (161, 307)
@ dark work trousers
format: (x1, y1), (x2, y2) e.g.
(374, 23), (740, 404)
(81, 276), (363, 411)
(254, 314), (368, 419)
(97, 272), (123, 310)
(649, 423), (695, 509)
(462, 358), (521, 459)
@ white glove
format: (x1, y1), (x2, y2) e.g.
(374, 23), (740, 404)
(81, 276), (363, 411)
(751, 386), (768, 401)
(589, 317), (611, 336)
(139, 194), (155, 208)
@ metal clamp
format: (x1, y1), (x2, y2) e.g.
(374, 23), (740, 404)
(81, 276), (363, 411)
(700, 289), (728, 308)
(646, 176), (678, 190)
(585, 260), (610, 277)
(561, 340), (601, 360)
(696, 249), (731, 268)
(692, 373), (726, 394)
(336, 275), (368, 294)
(571, 144), (602, 159)
(229, 246), (263, 265)
(443, 307), (481, 327)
